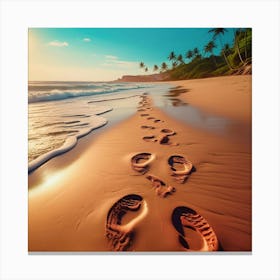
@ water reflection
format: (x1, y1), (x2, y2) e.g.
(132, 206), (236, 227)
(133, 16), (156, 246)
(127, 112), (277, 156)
(167, 98), (188, 107)
(152, 86), (250, 140)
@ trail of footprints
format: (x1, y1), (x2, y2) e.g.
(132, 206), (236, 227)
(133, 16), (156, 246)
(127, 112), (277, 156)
(105, 93), (219, 252)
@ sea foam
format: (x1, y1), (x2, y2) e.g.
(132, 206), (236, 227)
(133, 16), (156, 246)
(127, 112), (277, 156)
(28, 81), (154, 172)
(28, 82), (150, 103)
(28, 116), (108, 173)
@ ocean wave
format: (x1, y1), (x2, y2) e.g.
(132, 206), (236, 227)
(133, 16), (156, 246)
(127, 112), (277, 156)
(88, 94), (140, 103)
(28, 116), (108, 173)
(28, 84), (151, 103)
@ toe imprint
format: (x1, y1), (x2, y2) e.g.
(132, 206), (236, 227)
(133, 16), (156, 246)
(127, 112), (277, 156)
(171, 206), (219, 251)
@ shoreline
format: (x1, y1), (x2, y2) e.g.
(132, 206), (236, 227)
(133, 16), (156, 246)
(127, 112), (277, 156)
(28, 84), (172, 174)
(28, 75), (251, 252)
(166, 75), (252, 124)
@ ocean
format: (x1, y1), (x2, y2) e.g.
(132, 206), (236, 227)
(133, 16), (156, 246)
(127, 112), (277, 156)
(28, 81), (170, 172)
(28, 80), (239, 173)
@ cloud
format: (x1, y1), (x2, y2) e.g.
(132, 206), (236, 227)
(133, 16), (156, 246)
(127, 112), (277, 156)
(48, 41), (69, 47)
(105, 55), (118, 60)
(83, 38), (91, 42)
(104, 55), (138, 68)
(113, 60), (138, 67)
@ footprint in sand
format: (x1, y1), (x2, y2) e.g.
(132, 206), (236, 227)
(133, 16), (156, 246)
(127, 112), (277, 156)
(141, 125), (156, 130)
(147, 117), (156, 120)
(171, 206), (219, 251)
(160, 128), (176, 136)
(142, 134), (178, 146)
(131, 152), (155, 174)
(146, 174), (175, 198)
(154, 119), (163, 123)
(143, 135), (158, 143)
(168, 155), (194, 183)
(140, 113), (149, 117)
(106, 194), (148, 251)
(157, 134), (178, 146)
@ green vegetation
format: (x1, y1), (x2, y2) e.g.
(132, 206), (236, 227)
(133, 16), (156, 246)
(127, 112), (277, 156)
(139, 28), (252, 80)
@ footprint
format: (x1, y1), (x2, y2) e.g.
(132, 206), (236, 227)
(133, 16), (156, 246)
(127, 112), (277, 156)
(171, 206), (219, 251)
(106, 194), (148, 251)
(140, 113), (149, 117)
(147, 117), (156, 120)
(154, 119), (163, 123)
(158, 135), (178, 146)
(160, 128), (176, 136)
(143, 135), (157, 142)
(141, 125), (155, 130)
(131, 152), (155, 174)
(146, 174), (175, 198)
(168, 155), (193, 183)
(141, 101), (149, 105)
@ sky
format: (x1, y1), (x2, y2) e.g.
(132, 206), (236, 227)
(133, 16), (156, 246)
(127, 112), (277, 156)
(29, 28), (236, 81)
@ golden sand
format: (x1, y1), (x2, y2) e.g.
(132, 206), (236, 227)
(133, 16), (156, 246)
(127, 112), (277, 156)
(28, 75), (251, 252)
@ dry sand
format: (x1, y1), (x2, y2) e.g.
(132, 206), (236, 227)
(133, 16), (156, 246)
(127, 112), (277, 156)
(28, 75), (251, 252)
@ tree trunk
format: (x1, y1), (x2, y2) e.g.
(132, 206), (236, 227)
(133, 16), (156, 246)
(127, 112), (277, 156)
(235, 31), (245, 65)
(244, 29), (248, 60)
(211, 53), (217, 67)
(222, 50), (233, 70)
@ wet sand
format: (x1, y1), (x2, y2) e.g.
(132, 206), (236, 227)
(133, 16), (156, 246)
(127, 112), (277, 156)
(28, 75), (251, 252)
(168, 75), (252, 123)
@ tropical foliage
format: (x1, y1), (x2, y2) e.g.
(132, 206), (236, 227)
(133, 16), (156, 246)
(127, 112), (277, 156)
(139, 28), (252, 80)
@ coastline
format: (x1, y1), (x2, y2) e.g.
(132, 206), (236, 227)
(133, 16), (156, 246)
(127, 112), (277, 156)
(166, 75), (252, 124)
(28, 75), (251, 252)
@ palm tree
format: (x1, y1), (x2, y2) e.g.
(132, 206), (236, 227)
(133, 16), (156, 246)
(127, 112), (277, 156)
(208, 28), (232, 70)
(204, 41), (217, 66)
(186, 50), (193, 61)
(139, 62), (145, 69)
(177, 54), (184, 64)
(144, 67), (148, 72)
(168, 51), (176, 62)
(208, 28), (227, 45)
(244, 28), (252, 62)
(193, 47), (200, 58)
(161, 62), (168, 72)
(244, 28), (251, 61)
(221, 43), (234, 70)
(244, 28), (248, 60)
(172, 61), (178, 69)
(153, 65), (159, 72)
(234, 29), (245, 65)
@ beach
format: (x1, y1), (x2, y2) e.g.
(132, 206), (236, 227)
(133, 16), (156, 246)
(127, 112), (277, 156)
(28, 75), (252, 252)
